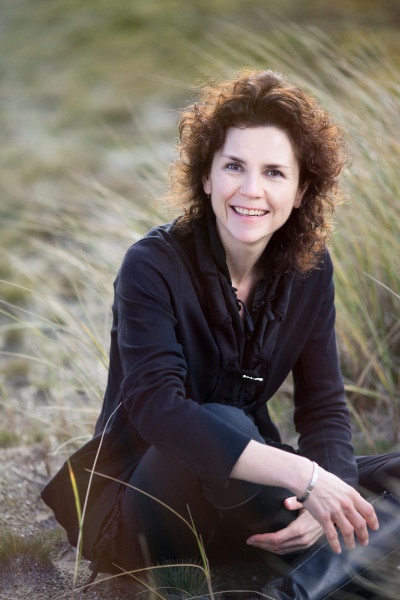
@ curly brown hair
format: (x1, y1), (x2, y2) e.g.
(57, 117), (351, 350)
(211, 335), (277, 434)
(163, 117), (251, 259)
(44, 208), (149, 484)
(167, 69), (348, 274)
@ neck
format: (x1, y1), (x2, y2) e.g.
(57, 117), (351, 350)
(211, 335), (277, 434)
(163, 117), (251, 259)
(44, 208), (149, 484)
(225, 242), (264, 284)
(225, 247), (264, 309)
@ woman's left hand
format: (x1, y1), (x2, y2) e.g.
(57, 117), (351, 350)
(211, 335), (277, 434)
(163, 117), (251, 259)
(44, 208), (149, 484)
(246, 496), (323, 554)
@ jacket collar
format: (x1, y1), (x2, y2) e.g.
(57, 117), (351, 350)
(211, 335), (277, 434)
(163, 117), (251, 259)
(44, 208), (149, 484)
(191, 209), (294, 371)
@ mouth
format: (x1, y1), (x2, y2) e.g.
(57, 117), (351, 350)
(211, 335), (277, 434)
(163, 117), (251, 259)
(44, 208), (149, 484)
(232, 206), (269, 217)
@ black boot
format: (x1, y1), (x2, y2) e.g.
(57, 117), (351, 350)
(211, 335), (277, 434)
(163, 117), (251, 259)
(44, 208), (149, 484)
(260, 492), (400, 599)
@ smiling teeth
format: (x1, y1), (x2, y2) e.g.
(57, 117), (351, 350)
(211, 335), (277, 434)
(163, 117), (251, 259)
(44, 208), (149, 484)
(233, 207), (267, 217)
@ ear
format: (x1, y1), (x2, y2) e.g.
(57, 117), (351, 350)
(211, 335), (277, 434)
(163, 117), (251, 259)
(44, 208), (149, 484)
(294, 180), (309, 208)
(202, 175), (211, 196)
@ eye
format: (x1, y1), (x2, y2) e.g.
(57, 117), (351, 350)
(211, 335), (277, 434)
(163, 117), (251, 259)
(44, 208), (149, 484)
(225, 162), (243, 172)
(266, 169), (283, 178)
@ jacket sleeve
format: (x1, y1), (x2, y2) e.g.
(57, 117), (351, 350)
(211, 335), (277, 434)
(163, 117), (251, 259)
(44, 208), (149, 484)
(292, 254), (359, 487)
(115, 236), (252, 486)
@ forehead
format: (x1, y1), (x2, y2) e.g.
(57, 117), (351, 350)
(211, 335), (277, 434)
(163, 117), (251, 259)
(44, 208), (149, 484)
(219, 126), (298, 162)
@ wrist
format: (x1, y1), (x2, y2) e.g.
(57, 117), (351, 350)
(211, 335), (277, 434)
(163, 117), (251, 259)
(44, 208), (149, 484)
(297, 460), (319, 503)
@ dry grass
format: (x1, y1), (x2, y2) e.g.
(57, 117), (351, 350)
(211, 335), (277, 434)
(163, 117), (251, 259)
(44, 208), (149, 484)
(1, 10), (399, 449)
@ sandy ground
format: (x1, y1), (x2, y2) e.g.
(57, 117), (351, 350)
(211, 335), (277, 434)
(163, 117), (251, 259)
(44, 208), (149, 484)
(0, 444), (147, 599)
(0, 444), (272, 599)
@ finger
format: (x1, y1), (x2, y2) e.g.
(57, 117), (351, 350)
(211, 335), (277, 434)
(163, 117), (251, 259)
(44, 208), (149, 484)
(247, 529), (291, 550)
(247, 516), (302, 546)
(357, 497), (379, 532)
(352, 519), (369, 547)
(247, 533), (295, 554)
(334, 514), (356, 551)
(247, 531), (320, 555)
(338, 494), (378, 547)
(247, 513), (323, 553)
(257, 541), (308, 555)
(284, 496), (304, 511)
(345, 506), (370, 547)
(323, 520), (342, 555)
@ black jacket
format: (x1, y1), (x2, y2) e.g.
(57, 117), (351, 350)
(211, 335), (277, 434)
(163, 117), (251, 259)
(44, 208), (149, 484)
(96, 213), (357, 486)
(42, 212), (358, 557)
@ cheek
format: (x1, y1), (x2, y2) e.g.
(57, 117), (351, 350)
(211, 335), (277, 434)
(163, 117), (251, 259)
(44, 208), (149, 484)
(210, 195), (227, 220)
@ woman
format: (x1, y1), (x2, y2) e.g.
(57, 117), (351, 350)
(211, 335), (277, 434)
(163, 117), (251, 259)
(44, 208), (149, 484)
(42, 69), (400, 598)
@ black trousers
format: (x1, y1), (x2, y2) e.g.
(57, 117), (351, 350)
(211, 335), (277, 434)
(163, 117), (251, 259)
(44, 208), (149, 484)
(110, 404), (400, 572)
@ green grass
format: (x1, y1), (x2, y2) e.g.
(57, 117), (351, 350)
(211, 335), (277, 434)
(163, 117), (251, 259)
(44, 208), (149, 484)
(0, 527), (55, 566)
(0, 430), (19, 449)
(141, 560), (212, 598)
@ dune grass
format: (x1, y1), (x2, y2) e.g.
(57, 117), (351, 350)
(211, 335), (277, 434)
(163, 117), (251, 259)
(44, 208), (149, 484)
(2, 17), (399, 449)
(198, 20), (400, 451)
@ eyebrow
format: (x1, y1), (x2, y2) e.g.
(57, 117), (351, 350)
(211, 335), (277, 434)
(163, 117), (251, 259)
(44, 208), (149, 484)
(222, 154), (291, 169)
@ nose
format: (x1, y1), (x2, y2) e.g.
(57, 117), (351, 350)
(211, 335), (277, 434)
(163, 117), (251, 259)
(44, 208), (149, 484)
(240, 173), (263, 198)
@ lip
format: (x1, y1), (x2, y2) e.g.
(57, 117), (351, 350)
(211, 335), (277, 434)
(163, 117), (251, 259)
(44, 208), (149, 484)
(231, 206), (270, 217)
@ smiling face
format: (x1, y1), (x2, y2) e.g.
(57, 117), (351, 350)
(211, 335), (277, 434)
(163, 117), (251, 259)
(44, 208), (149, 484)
(203, 126), (306, 257)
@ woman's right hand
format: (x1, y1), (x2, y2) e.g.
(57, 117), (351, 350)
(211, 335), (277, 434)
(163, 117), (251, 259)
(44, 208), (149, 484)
(299, 464), (379, 554)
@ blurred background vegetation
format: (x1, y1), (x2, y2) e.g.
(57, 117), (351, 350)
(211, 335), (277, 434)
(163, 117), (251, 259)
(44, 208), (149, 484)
(1, 0), (399, 455)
